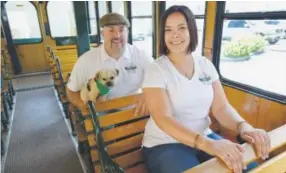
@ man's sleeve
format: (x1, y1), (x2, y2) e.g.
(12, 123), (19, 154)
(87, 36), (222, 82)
(139, 49), (154, 74)
(67, 59), (88, 92)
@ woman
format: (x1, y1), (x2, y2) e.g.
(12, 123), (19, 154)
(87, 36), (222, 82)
(141, 5), (270, 173)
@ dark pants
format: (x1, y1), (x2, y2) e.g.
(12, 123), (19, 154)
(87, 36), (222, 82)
(142, 133), (258, 173)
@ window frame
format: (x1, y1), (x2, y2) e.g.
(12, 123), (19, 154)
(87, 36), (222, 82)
(86, 1), (101, 43)
(130, 1), (155, 58)
(212, 2), (286, 104)
(46, 1), (102, 45)
(5, 1), (43, 45)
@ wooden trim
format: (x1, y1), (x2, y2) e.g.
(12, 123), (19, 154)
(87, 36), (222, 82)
(248, 150), (286, 173)
(184, 125), (286, 173)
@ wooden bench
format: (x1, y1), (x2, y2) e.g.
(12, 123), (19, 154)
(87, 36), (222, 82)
(81, 94), (217, 173)
(1, 76), (10, 132)
(1, 49), (13, 75)
(81, 93), (286, 173)
(1, 50), (15, 110)
(44, 47), (78, 137)
(50, 43), (99, 51)
(52, 56), (78, 136)
(46, 47), (92, 154)
(46, 47), (77, 99)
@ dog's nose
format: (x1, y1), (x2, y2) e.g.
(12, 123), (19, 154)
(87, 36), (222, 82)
(106, 81), (113, 87)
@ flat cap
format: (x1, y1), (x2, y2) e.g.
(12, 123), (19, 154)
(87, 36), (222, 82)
(99, 13), (130, 28)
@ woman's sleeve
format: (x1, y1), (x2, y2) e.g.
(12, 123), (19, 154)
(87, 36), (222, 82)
(198, 57), (220, 83)
(142, 62), (167, 89)
(207, 58), (219, 82)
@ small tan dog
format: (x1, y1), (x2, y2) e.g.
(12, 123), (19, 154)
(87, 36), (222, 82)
(80, 68), (119, 104)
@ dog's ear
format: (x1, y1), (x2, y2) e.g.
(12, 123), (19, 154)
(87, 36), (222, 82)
(115, 69), (119, 76)
(87, 82), (91, 91)
(95, 71), (101, 80)
(86, 79), (91, 91)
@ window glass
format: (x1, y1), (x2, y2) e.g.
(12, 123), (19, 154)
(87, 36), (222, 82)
(98, 1), (107, 18)
(225, 2), (286, 13)
(47, 1), (76, 37)
(112, 1), (125, 16)
(166, 1), (205, 15)
(88, 1), (97, 35)
(220, 19), (286, 96)
(131, 2), (153, 57)
(132, 2), (152, 16)
(6, 1), (42, 40)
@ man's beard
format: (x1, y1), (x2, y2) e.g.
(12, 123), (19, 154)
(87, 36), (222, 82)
(110, 39), (125, 54)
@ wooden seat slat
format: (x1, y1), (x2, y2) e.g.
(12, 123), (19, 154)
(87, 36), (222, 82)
(114, 149), (144, 169)
(99, 108), (138, 127)
(102, 118), (148, 142)
(95, 94), (141, 112)
(90, 134), (144, 162)
(125, 163), (149, 173)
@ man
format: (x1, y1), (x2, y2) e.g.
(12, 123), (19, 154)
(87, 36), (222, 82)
(66, 13), (153, 116)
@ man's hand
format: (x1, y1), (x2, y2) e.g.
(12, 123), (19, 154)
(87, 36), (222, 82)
(135, 95), (150, 117)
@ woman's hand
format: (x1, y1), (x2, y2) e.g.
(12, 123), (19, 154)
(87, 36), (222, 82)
(239, 123), (271, 160)
(202, 138), (246, 173)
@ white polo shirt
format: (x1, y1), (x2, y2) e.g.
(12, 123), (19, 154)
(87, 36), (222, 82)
(67, 44), (153, 100)
(142, 55), (219, 148)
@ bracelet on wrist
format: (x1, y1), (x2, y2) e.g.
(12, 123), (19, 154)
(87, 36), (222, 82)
(194, 133), (201, 149)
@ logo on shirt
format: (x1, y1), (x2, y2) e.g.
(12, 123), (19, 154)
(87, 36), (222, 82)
(198, 59), (212, 85)
(125, 62), (137, 73)
(198, 72), (212, 85)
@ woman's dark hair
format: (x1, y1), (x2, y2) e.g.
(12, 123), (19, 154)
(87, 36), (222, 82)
(159, 5), (198, 56)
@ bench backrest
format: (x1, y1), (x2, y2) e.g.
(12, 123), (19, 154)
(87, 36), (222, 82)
(85, 94), (149, 172)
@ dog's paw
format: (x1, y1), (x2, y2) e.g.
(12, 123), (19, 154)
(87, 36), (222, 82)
(97, 96), (107, 102)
